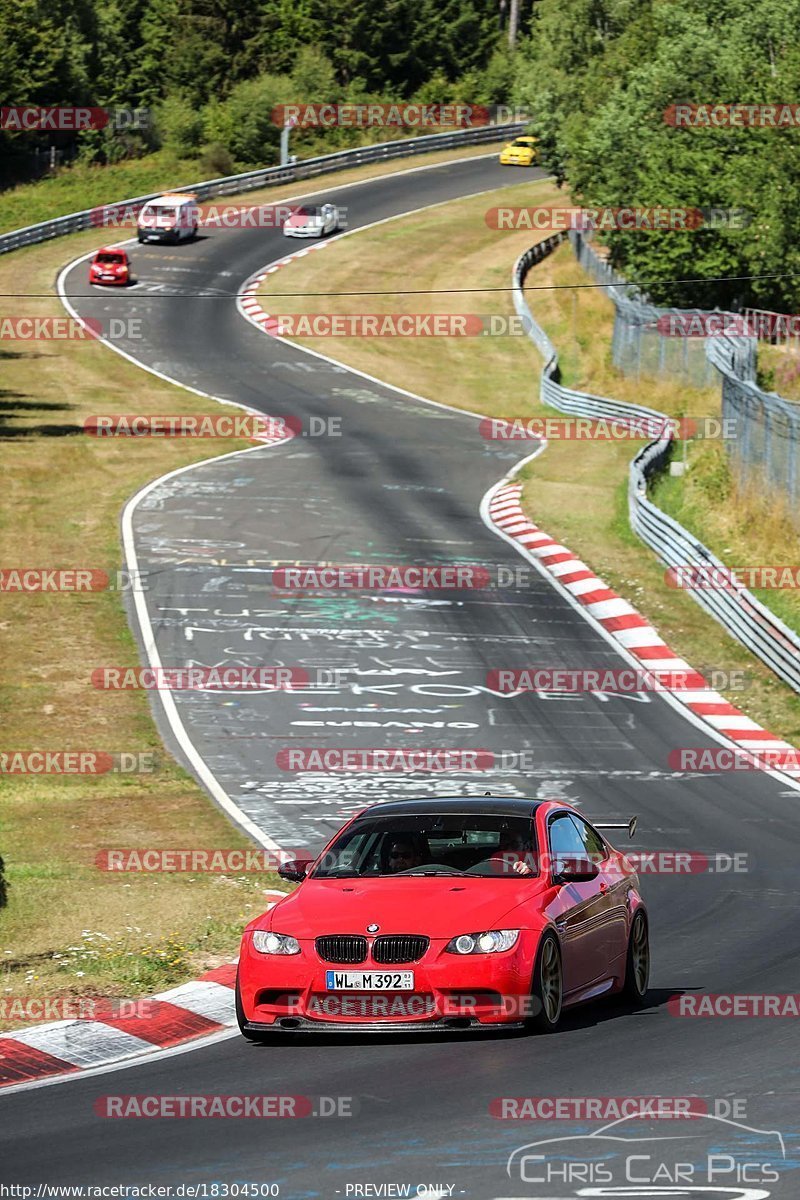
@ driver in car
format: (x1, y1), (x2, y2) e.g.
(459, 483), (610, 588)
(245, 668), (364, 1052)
(485, 828), (534, 876)
(386, 838), (425, 873)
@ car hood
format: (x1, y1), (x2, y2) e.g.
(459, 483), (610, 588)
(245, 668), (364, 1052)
(256, 877), (547, 939)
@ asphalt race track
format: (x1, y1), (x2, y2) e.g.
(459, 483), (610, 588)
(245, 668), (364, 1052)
(3, 154), (799, 1197)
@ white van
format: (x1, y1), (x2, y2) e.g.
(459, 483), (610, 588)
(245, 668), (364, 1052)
(137, 193), (199, 244)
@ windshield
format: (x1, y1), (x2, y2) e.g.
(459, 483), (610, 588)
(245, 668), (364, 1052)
(95, 253), (125, 264)
(293, 206), (319, 218)
(513, 139), (533, 147)
(311, 813), (538, 878)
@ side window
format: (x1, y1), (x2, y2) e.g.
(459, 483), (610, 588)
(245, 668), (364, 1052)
(571, 816), (608, 865)
(547, 814), (586, 873)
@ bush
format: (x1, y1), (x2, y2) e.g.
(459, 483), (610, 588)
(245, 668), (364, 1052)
(199, 142), (235, 177)
(201, 74), (291, 166)
(154, 94), (204, 157)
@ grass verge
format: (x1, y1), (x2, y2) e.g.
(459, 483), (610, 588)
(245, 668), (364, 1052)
(0, 141), (500, 235)
(0, 231), (285, 1031)
(757, 341), (800, 401)
(259, 194), (800, 746)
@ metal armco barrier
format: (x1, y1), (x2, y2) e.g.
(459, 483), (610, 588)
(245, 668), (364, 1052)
(0, 124), (524, 256)
(513, 234), (800, 694)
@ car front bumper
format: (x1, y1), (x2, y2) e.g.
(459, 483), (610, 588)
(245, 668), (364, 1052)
(238, 931), (538, 1030)
(138, 229), (179, 241)
(242, 1014), (523, 1034)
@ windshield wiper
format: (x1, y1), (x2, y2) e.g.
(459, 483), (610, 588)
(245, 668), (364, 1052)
(394, 867), (470, 877)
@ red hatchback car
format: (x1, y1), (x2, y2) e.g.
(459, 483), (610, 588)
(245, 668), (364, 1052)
(89, 247), (132, 286)
(236, 797), (649, 1037)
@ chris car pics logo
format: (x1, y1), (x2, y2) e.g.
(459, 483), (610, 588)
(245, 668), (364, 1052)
(505, 1110), (786, 1194)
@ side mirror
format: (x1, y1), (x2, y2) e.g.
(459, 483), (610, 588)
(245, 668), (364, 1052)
(278, 858), (312, 883)
(553, 858), (599, 884)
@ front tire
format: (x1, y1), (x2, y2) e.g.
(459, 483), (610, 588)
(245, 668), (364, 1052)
(622, 911), (649, 1004)
(528, 931), (562, 1032)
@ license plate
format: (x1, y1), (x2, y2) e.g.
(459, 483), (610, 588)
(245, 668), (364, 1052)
(325, 970), (414, 991)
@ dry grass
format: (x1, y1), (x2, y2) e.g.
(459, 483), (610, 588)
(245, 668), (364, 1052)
(0, 233), (287, 1026)
(757, 341), (800, 401)
(651, 442), (800, 637)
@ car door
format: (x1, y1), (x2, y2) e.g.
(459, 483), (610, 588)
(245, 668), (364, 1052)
(571, 815), (630, 974)
(544, 813), (609, 995)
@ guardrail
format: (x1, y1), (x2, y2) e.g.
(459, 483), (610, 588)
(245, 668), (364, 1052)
(0, 123), (525, 256)
(513, 233), (800, 693)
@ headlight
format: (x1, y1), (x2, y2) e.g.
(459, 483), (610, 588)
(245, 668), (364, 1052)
(252, 930), (300, 955)
(445, 929), (520, 955)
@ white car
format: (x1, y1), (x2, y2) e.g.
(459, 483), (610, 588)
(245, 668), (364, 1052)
(137, 193), (199, 244)
(283, 203), (340, 238)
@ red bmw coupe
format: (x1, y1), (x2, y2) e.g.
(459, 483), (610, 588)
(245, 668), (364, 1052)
(236, 797), (649, 1037)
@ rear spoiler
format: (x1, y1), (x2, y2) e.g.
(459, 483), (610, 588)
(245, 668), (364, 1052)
(594, 817), (637, 839)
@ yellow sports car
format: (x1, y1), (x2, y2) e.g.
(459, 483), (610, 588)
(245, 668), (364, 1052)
(499, 135), (538, 166)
